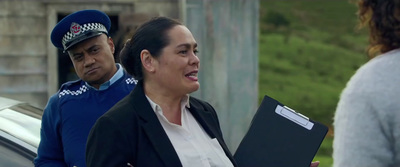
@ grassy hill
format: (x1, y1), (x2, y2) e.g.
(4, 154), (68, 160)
(259, 0), (369, 166)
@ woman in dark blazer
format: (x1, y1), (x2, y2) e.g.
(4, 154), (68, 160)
(85, 16), (237, 167)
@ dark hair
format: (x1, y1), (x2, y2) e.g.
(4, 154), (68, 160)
(119, 16), (182, 80)
(357, 0), (400, 59)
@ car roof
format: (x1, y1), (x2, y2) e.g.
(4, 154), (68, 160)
(0, 96), (42, 151)
(0, 97), (25, 111)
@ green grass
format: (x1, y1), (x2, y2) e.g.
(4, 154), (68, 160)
(314, 155), (334, 167)
(259, 0), (369, 166)
(314, 136), (334, 167)
(259, 33), (365, 124)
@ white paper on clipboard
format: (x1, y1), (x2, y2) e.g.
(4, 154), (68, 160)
(275, 105), (314, 130)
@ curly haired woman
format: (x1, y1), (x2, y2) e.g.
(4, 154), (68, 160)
(333, 0), (400, 166)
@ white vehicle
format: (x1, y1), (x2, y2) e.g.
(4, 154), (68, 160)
(0, 96), (42, 167)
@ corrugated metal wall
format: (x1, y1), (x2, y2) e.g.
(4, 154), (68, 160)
(185, 0), (259, 152)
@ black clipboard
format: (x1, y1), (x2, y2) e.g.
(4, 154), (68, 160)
(234, 95), (328, 167)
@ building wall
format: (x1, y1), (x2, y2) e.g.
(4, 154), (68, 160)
(0, 1), (48, 108)
(186, 0), (259, 152)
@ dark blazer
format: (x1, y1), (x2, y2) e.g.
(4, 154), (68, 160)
(86, 81), (237, 167)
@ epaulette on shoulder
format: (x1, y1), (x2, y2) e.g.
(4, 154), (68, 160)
(58, 80), (88, 98)
(125, 77), (138, 85)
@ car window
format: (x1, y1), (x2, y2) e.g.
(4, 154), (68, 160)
(10, 104), (42, 120)
(0, 138), (34, 167)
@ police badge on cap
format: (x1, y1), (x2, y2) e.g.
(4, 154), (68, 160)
(70, 22), (82, 35)
(50, 9), (111, 51)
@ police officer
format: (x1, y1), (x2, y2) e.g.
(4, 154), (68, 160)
(34, 9), (136, 167)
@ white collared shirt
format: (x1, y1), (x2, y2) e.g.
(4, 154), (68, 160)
(146, 95), (234, 167)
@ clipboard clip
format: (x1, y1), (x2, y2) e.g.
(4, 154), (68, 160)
(275, 105), (314, 130)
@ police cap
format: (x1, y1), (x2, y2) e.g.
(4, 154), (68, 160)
(50, 9), (111, 51)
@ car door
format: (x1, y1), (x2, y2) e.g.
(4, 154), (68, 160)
(0, 134), (36, 167)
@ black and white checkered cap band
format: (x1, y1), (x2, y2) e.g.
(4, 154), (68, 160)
(62, 23), (107, 49)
